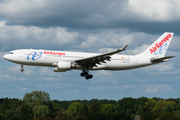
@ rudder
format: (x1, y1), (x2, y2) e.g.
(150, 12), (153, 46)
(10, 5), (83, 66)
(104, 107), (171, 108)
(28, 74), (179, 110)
(138, 32), (174, 57)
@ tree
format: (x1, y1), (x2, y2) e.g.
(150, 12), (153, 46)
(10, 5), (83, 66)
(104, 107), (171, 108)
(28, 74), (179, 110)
(134, 97), (148, 113)
(23, 90), (50, 107)
(116, 97), (136, 114)
(9, 116), (20, 120)
(82, 105), (89, 116)
(143, 98), (156, 111)
(153, 100), (176, 113)
(159, 112), (174, 120)
(18, 104), (33, 120)
(67, 102), (82, 117)
(153, 99), (165, 112)
(164, 105), (173, 113)
(0, 99), (23, 120)
(176, 102), (180, 113)
(89, 103), (101, 115)
(136, 105), (144, 115)
(141, 112), (160, 120)
(44, 101), (60, 118)
(101, 104), (115, 114)
(0, 113), (5, 120)
(32, 105), (50, 118)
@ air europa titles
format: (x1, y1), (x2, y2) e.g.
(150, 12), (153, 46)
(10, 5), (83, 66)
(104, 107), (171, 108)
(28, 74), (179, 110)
(150, 34), (172, 54)
(43, 51), (65, 56)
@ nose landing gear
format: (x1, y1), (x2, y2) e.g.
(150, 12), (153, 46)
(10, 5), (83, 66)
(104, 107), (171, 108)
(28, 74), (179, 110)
(80, 70), (93, 80)
(20, 65), (24, 72)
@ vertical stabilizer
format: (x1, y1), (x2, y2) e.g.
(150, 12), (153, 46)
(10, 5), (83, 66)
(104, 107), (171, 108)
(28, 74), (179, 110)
(139, 32), (174, 57)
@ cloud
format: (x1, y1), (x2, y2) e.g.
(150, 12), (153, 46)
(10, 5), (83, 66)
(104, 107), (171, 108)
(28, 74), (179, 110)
(0, 20), (6, 27)
(129, 0), (180, 22)
(0, 0), (180, 34)
(0, 22), (78, 51)
(0, 22), (162, 53)
(142, 84), (173, 93)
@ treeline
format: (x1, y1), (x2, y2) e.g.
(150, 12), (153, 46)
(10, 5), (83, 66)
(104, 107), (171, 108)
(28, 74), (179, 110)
(1, 91), (180, 120)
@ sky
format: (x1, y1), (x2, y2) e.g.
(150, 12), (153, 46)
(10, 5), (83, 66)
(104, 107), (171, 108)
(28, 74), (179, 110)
(0, 0), (180, 101)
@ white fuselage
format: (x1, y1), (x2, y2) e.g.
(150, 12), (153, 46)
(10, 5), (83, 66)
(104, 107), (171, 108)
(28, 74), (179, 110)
(4, 49), (152, 71)
(3, 32), (174, 79)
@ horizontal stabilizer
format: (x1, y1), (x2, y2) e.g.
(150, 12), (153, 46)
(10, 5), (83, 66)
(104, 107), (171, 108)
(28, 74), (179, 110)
(150, 56), (175, 64)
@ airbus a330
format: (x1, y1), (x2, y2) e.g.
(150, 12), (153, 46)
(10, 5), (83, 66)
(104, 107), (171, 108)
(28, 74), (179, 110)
(4, 32), (175, 79)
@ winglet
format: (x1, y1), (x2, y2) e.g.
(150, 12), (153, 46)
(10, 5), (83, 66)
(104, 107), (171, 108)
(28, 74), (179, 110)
(121, 45), (128, 51)
(117, 45), (128, 52)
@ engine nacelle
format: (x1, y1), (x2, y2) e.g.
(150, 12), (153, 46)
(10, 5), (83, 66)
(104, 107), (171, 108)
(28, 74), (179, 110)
(54, 67), (67, 72)
(54, 61), (75, 72)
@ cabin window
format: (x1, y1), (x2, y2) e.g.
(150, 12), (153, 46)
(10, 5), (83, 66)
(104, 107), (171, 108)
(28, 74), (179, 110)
(9, 52), (14, 54)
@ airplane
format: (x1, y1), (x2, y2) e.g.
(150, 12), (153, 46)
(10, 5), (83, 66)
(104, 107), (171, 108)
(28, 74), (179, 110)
(3, 32), (175, 80)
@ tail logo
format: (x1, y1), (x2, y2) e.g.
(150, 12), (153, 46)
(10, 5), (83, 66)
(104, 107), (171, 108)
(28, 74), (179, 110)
(150, 34), (172, 55)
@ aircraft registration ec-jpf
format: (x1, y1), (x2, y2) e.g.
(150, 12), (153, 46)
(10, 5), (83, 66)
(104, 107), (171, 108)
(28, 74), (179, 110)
(4, 32), (175, 79)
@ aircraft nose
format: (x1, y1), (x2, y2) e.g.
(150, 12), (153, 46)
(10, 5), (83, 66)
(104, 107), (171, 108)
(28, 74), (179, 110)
(3, 54), (9, 60)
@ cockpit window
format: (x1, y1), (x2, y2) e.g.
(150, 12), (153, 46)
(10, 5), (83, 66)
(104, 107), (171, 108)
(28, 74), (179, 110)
(9, 52), (14, 54)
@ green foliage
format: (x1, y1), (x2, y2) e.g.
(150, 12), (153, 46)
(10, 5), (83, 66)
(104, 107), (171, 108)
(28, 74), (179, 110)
(76, 117), (87, 120)
(18, 104), (33, 120)
(35, 116), (54, 120)
(143, 98), (156, 111)
(136, 105), (144, 115)
(153, 100), (176, 113)
(159, 112), (174, 120)
(112, 113), (132, 120)
(173, 113), (180, 120)
(134, 97), (148, 113)
(164, 105), (173, 113)
(89, 103), (101, 115)
(32, 105), (50, 118)
(101, 104), (115, 114)
(9, 116), (21, 120)
(67, 102), (82, 117)
(44, 101), (60, 118)
(87, 113), (131, 120)
(116, 97), (136, 114)
(82, 105), (89, 116)
(176, 102), (180, 113)
(0, 99), (23, 119)
(23, 90), (50, 107)
(0, 113), (5, 120)
(87, 113), (108, 120)
(4, 93), (180, 120)
(141, 112), (160, 120)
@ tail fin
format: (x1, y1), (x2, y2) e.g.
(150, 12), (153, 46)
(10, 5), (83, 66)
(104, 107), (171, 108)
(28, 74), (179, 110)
(139, 32), (174, 57)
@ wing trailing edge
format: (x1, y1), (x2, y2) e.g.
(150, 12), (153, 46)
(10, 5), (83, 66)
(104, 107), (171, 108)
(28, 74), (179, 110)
(75, 45), (128, 68)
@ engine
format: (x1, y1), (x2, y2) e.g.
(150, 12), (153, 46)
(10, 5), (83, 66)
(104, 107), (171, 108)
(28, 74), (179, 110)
(54, 61), (76, 72)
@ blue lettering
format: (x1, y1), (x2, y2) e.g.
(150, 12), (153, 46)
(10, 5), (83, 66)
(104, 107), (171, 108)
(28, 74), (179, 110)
(154, 43), (168, 55)
(159, 43), (167, 54)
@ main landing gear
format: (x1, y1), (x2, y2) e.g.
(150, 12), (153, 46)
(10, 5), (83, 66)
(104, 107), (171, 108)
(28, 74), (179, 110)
(80, 70), (93, 80)
(20, 65), (24, 72)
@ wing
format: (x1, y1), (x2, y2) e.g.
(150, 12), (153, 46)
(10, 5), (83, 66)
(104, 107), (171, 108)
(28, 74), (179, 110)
(75, 45), (128, 69)
(150, 56), (175, 63)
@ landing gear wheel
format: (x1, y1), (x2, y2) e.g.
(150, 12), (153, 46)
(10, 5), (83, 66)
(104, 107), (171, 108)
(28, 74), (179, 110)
(20, 68), (24, 72)
(20, 65), (24, 72)
(85, 75), (90, 80)
(89, 74), (93, 79)
(81, 73), (85, 77)
(81, 70), (93, 79)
